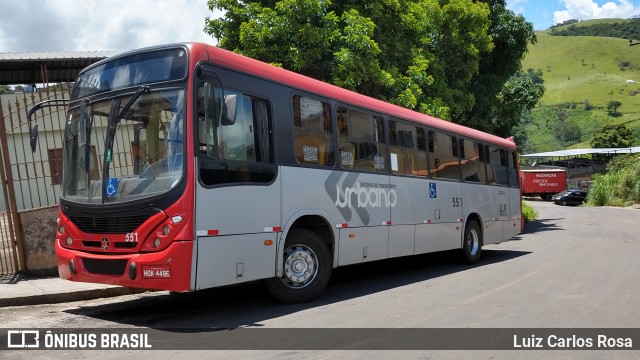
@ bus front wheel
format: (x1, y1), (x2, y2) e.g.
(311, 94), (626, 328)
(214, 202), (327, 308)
(265, 229), (332, 303)
(461, 220), (482, 264)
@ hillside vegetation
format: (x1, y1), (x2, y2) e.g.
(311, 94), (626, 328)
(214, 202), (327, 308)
(586, 154), (640, 206)
(519, 19), (640, 154)
(550, 18), (640, 40)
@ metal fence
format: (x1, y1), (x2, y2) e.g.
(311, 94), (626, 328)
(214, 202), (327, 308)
(0, 85), (71, 274)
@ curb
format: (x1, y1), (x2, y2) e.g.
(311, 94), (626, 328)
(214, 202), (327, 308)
(0, 287), (150, 308)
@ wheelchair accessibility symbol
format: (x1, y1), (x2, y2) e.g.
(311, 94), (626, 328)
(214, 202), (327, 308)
(106, 178), (118, 197)
(429, 182), (437, 198)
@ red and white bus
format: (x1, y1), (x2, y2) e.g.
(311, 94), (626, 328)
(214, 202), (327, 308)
(31, 43), (522, 303)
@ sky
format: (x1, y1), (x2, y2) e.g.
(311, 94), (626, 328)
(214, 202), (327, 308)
(0, 0), (218, 53)
(0, 0), (638, 53)
(507, 0), (639, 30)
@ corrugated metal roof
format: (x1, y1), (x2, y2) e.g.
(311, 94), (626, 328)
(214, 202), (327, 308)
(522, 147), (640, 157)
(0, 51), (118, 85)
(0, 51), (117, 61)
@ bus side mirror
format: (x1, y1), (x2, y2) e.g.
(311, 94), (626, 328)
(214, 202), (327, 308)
(30, 124), (39, 152)
(222, 94), (237, 126)
(27, 99), (69, 152)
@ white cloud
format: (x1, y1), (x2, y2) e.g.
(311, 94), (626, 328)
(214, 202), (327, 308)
(0, 0), (221, 52)
(554, 0), (636, 24)
(506, 0), (529, 15)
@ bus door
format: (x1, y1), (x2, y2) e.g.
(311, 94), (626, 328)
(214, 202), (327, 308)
(193, 77), (280, 290)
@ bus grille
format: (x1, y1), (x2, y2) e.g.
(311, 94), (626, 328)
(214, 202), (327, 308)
(69, 214), (150, 234)
(82, 258), (128, 275)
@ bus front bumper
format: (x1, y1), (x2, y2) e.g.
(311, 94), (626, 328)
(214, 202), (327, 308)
(55, 240), (193, 293)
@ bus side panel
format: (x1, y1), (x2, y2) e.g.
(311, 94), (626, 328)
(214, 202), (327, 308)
(461, 183), (496, 243)
(195, 233), (277, 289)
(388, 225), (415, 258)
(338, 227), (389, 265)
(194, 179), (281, 289)
(280, 167), (391, 266)
(505, 186), (522, 241)
(414, 179), (462, 253)
(487, 186), (511, 245)
(388, 176), (424, 258)
(194, 182), (282, 238)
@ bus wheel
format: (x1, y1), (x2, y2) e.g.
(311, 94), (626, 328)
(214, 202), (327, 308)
(265, 229), (332, 303)
(461, 220), (482, 264)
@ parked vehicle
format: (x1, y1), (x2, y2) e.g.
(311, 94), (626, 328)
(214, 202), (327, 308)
(520, 168), (567, 201)
(552, 189), (587, 206)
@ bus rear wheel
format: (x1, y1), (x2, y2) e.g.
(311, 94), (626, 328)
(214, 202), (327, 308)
(265, 229), (332, 303)
(461, 220), (482, 264)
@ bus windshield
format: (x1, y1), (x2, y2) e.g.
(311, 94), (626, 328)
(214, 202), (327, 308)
(61, 88), (185, 204)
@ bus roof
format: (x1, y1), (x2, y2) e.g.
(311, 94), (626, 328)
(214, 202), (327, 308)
(196, 43), (514, 150)
(93, 42), (515, 150)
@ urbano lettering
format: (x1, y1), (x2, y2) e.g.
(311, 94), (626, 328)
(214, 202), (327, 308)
(335, 182), (397, 208)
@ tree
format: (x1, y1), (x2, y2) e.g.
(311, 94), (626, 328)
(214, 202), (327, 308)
(459, 0), (537, 137)
(489, 69), (545, 137)
(205, 0), (513, 123)
(590, 124), (635, 148)
(0, 85), (13, 95)
(607, 100), (622, 115)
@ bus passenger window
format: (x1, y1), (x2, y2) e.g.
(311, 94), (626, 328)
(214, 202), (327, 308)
(292, 95), (334, 166)
(486, 146), (509, 186)
(460, 140), (486, 183)
(428, 131), (461, 181)
(508, 151), (519, 187)
(337, 107), (387, 172)
(389, 120), (427, 176)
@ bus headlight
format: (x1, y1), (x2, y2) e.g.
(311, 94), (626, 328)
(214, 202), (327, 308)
(154, 238), (161, 248)
(66, 237), (73, 246)
(163, 225), (170, 236)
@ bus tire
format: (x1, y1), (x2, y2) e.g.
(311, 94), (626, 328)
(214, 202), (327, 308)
(461, 220), (482, 264)
(265, 229), (332, 303)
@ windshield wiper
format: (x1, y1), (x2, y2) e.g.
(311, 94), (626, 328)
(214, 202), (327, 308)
(116, 86), (149, 123)
(102, 86), (149, 203)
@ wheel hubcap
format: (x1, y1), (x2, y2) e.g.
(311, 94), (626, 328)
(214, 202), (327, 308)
(281, 245), (318, 289)
(467, 229), (479, 256)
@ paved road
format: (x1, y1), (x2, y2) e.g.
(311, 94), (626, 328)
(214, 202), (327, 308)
(2, 201), (639, 359)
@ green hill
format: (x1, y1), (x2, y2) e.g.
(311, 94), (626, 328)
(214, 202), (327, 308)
(519, 19), (640, 153)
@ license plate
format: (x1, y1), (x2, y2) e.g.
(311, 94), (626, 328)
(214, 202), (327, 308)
(142, 265), (171, 279)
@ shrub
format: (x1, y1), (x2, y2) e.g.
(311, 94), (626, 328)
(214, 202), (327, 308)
(586, 155), (640, 206)
(586, 174), (612, 206)
(522, 201), (538, 223)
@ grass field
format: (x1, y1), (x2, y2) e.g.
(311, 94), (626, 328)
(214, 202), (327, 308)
(520, 19), (640, 153)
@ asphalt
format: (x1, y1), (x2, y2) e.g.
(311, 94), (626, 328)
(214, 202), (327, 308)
(0, 273), (149, 308)
(3, 204), (638, 309)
